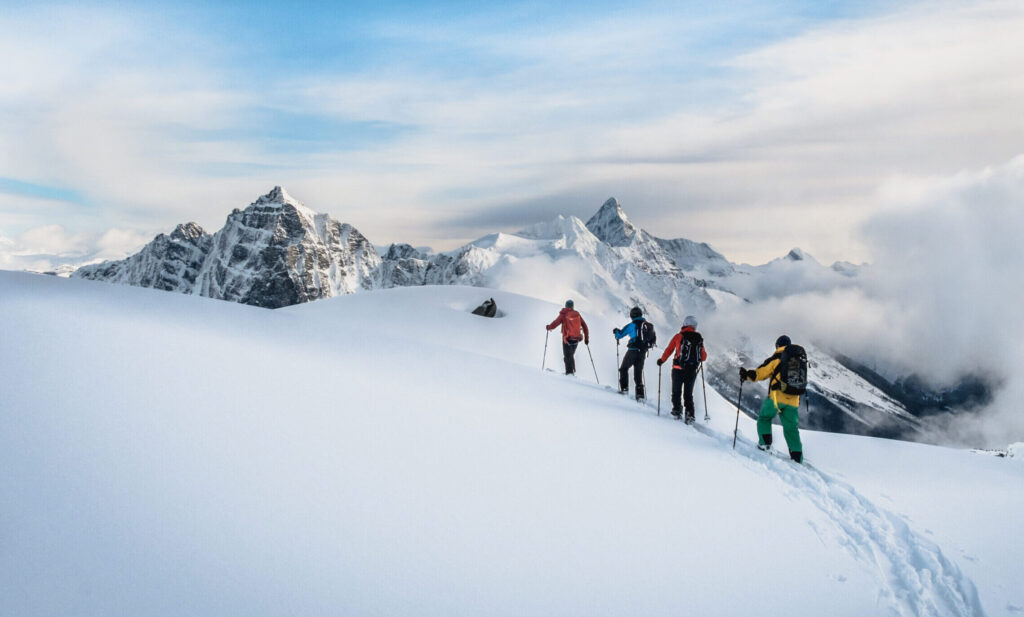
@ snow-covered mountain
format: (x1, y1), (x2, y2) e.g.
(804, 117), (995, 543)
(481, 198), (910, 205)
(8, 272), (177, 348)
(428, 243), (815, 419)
(1, 270), (1019, 616)
(586, 196), (734, 278)
(76, 187), (381, 308)
(70, 187), (941, 440)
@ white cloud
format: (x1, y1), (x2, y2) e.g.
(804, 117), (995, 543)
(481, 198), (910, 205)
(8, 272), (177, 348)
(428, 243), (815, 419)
(2, 1), (1024, 265)
(0, 224), (150, 274)
(708, 155), (1024, 447)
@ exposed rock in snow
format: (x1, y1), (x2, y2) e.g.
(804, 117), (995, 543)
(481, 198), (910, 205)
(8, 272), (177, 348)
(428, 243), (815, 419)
(786, 247), (808, 261)
(75, 222), (212, 293)
(584, 197), (637, 247)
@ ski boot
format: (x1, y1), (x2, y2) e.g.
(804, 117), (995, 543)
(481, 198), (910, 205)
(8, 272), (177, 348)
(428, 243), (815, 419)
(671, 408), (682, 420)
(684, 411), (695, 425)
(757, 434), (773, 451)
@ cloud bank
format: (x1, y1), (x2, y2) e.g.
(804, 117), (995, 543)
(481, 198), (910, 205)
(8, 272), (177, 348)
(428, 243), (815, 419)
(709, 156), (1024, 447)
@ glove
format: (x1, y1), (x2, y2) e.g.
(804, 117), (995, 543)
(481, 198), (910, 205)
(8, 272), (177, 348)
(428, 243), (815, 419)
(739, 367), (749, 381)
(613, 328), (620, 336)
(584, 338), (590, 345)
(656, 359), (664, 367)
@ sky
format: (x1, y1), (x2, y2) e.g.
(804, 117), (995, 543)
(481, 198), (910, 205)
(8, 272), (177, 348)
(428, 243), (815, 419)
(1, 0), (1023, 271)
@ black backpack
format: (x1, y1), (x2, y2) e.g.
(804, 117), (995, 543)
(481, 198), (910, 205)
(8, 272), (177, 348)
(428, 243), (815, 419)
(638, 320), (657, 350)
(773, 344), (808, 395)
(675, 331), (703, 366)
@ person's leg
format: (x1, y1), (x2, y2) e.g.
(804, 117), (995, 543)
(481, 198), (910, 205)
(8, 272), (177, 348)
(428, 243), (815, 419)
(562, 342), (572, 374)
(757, 397), (779, 447)
(682, 365), (698, 421)
(671, 367), (683, 414)
(778, 403), (803, 458)
(619, 350), (636, 392)
(633, 353), (646, 399)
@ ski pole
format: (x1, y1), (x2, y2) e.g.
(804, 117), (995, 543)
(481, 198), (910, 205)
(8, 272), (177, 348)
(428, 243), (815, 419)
(700, 362), (709, 422)
(733, 378), (744, 449)
(615, 339), (620, 387)
(542, 330), (550, 371)
(655, 364), (663, 417)
(586, 343), (599, 384)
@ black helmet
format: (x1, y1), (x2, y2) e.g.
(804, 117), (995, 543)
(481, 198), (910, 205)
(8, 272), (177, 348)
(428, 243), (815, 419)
(629, 306), (643, 319)
(565, 299), (574, 308)
(775, 335), (791, 348)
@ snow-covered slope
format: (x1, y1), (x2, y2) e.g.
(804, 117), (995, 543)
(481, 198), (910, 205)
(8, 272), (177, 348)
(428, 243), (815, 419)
(2, 270), (1020, 616)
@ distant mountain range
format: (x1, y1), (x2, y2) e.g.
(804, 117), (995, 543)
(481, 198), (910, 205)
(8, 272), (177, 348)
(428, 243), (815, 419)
(73, 186), (987, 440)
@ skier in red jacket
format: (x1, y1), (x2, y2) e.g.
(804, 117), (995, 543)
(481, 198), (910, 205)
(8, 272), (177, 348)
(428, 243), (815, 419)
(546, 300), (590, 375)
(656, 315), (707, 423)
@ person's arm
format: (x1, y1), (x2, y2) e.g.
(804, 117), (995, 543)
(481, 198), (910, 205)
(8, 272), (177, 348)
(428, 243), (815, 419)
(613, 323), (631, 340)
(581, 317), (590, 343)
(659, 333), (680, 363)
(751, 357), (779, 382)
(546, 314), (563, 331)
(700, 343), (707, 362)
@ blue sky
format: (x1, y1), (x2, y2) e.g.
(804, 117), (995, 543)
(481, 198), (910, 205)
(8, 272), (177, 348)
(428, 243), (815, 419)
(1, 0), (1023, 270)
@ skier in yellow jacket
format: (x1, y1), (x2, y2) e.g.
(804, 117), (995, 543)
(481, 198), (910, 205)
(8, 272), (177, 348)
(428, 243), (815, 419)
(740, 335), (804, 463)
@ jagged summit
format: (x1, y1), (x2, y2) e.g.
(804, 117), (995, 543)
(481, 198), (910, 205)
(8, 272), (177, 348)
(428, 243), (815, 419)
(254, 185), (299, 206)
(245, 185), (320, 223)
(170, 222), (207, 242)
(585, 197), (638, 247)
(76, 188), (381, 308)
(786, 248), (807, 261)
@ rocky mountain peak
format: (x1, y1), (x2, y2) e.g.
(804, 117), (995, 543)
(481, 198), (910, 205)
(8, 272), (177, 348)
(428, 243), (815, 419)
(786, 248), (806, 261)
(170, 222), (208, 243)
(585, 197), (638, 247)
(385, 243), (426, 261)
(254, 186), (299, 207)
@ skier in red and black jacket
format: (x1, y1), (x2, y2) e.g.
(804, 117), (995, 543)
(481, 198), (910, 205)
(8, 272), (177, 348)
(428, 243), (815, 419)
(657, 315), (707, 424)
(546, 300), (590, 375)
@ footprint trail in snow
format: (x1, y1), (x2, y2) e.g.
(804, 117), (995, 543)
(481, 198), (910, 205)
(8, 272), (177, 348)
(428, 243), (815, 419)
(574, 375), (988, 617)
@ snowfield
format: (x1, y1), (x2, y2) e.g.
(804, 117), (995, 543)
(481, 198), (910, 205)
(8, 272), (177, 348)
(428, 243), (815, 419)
(1, 270), (1021, 616)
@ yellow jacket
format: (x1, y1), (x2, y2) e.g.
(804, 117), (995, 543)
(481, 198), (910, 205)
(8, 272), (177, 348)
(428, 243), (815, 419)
(748, 346), (801, 408)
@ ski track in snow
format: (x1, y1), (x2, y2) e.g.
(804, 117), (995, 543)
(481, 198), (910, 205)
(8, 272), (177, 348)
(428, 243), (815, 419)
(573, 376), (986, 617)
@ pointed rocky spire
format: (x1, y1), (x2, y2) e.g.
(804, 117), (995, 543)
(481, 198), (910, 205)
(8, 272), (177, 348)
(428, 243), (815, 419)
(785, 248), (806, 261)
(254, 185), (300, 207)
(169, 222), (208, 243)
(585, 197), (638, 247)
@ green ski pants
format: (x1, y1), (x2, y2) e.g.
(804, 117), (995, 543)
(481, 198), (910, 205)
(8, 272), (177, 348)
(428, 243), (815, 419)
(757, 396), (802, 454)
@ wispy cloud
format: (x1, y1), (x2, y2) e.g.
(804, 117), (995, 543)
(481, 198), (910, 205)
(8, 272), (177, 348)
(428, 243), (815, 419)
(1, 0), (1022, 267)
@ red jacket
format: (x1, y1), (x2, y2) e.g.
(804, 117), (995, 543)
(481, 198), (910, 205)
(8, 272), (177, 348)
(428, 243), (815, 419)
(659, 326), (707, 366)
(546, 308), (589, 343)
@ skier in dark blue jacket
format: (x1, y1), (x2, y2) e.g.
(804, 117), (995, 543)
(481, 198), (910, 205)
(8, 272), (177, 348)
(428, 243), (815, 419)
(613, 306), (654, 400)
